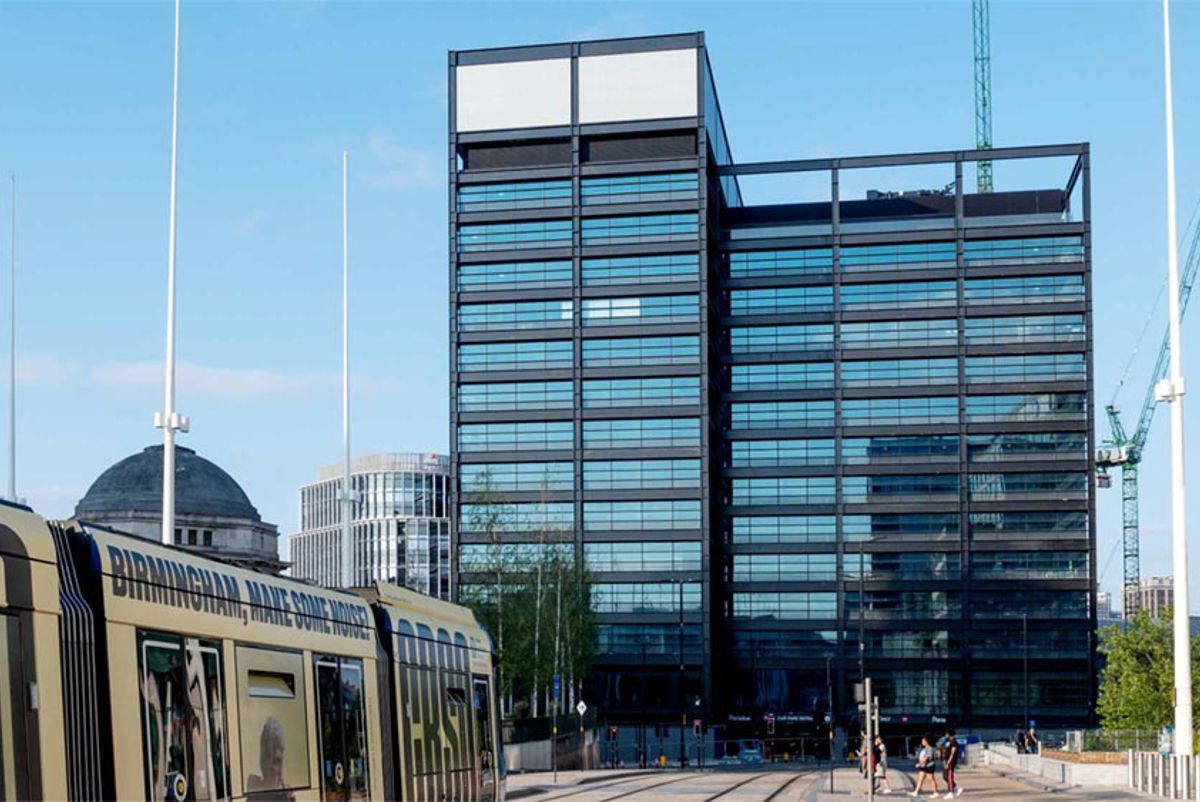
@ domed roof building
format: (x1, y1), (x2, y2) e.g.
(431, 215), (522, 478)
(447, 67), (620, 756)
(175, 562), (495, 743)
(75, 444), (285, 573)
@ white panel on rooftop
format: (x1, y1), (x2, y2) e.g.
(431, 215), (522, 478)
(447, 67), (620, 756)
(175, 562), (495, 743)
(578, 49), (699, 125)
(455, 59), (571, 132)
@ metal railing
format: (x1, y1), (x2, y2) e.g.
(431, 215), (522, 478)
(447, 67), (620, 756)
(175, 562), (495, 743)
(1130, 751), (1200, 799)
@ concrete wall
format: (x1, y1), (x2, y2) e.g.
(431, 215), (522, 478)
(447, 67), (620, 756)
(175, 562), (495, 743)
(505, 730), (599, 773)
(981, 742), (1127, 787)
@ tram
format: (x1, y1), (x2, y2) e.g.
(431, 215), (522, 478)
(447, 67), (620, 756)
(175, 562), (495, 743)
(0, 498), (504, 801)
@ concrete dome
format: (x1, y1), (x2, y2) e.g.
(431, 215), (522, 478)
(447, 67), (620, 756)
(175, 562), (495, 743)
(75, 445), (261, 521)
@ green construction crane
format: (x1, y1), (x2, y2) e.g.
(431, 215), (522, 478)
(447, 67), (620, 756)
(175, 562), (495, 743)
(1097, 216), (1200, 613)
(973, 0), (994, 193)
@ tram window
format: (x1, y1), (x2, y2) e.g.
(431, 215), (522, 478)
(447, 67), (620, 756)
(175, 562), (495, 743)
(235, 647), (309, 799)
(473, 676), (496, 800)
(137, 631), (231, 802)
(447, 687), (468, 706)
(315, 656), (370, 801)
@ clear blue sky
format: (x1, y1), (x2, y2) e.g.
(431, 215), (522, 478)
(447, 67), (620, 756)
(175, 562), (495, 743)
(1, 1), (1198, 605)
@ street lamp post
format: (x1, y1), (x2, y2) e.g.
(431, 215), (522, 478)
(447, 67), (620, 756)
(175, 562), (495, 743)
(1022, 613), (1030, 731)
(678, 579), (685, 768)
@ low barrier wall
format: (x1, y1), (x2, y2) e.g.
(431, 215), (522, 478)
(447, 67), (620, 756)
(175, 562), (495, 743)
(1130, 751), (1200, 799)
(981, 742), (1127, 787)
(505, 729), (598, 773)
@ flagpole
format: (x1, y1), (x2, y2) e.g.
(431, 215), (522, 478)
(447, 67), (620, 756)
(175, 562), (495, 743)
(6, 176), (14, 503)
(1157, 0), (1192, 757)
(157, 0), (188, 545)
(341, 151), (353, 588)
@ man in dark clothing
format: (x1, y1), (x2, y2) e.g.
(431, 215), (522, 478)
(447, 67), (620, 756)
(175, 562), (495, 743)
(1015, 728), (1027, 754)
(943, 730), (961, 798)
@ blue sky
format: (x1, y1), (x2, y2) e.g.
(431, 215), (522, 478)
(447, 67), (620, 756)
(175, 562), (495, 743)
(0, 1), (1198, 605)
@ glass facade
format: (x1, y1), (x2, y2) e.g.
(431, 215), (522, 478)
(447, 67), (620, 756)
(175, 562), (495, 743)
(450, 38), (1092, 738)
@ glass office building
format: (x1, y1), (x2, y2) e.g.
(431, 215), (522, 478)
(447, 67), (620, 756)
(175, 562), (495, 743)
(290, 453), (452, 599)
(449, 33), (1094, 745)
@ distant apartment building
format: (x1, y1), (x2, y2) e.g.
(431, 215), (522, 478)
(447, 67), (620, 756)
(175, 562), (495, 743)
(290, 453), (451, 599)
(1096, 591), (1121, 627)
(1128, 576), (1174, 619)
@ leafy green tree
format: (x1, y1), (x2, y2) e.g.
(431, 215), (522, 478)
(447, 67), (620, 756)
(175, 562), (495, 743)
(1097, 608), (1200, 730)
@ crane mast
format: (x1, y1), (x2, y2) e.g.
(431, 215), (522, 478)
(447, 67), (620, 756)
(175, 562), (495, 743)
(973, 0), (994, 193)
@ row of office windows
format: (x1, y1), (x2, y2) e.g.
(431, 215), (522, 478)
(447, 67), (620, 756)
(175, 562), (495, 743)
(730, 511), (1087, 544)
(455, 172), (698, 212)
(729, 551), (1088, 582)
(591, 582), (703, 614)
(730, 353), (1085, 391)
(458, 417), (701, 451)
(457, 254), (700, 291)
(727, 275), (1083, 315)
(733, 589), (1090, 621)
(727, 315), (1085, 352)
(457, 213), (699, 251)
(459, 459), (701, 492)
(458, 500), (702, 533)
(727, 392), (1085, 429)
(729, 472), (1089, 504)
(457, 336), (700, 371)
(459, 376), (700, 412)
(731, 629), (1092, 661)
(457, 294), (698, 331)
(724, 237), (1083, 278)
(730, 432), (1088, 467)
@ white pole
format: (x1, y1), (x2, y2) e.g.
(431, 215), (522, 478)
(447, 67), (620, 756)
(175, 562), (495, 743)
(340, 151), (353, 588)
(7, 176), (14, 503)
(157, 0), (187, 546)
(1159, 0), (1192, 757)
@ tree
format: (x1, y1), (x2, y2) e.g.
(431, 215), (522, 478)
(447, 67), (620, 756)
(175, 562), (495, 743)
(1097, 608), (1200, 731)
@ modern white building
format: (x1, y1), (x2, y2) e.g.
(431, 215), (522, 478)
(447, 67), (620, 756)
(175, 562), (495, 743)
(289, 452), (451, 598)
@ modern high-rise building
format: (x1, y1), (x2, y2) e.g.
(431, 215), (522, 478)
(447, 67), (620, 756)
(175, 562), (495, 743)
(290, 453), (451, 598)
(449, 32), (1094, 746)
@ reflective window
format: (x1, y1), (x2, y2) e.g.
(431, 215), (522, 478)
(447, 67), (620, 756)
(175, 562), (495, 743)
(844, 513), (960, 542)
(581, 214), (698, 246)
(582, 335), (699, 367)
(967, 432), (1088, 462)
(731, 439), (836, 468)
(582, 254), (699, 286)
(597, 624), (703, 655)
(457, 260), (572, 291)
(845, 591), (961, 619)
(847, 552), (961, 580)
(582, 294), (697, 326)
(730, 362), (834, 391)
(582, 376), (700, 408)
(591, 583), (702, 613)
(733, 592), (837, 620)
(732, 630), (839, 660)
(965, 353), (1086, 384)
(969, 628), (1089, 659)
(841, 319), (958, 349)
(843, 474), (960, 503)
(138, 632), (231, 802)
(458, 381), (572, 412)
(841, 358), (958, 388)
(457, 179), (571, 212)
(584, 459), (701, 490)
(732, 554), (837, 582)
(963, 236), (1083, 266)
(730, 324), (834, 353)
(583, 500), (702, 531)
(729, 401), (836, 430)
(457, 219), (572, 252)
(964, 274), (1084, 305)
(841, 436), (958, 465)
(726, 248), (833, 279)
(847, 630), (959, 659)
(460, 462), (573, 492)
(729, 286), (834, 316)
(458, 340), (572, 372)
(968, 510), (1088, 541)
(970, 551), (1089, 579)
(840, 280), (957, 310)
(841, 241), (956, 273)
(583, 418), (700, 449)
(458, 299), (572, 331)
(970, 591), (1089, 619)
(842, 396), (958, 426)
(459, 502), (574, 533)
(457, 421), (573, 452)
(964, 392), (1086, 422)
(963, 314), (1085, 345)
(869, 670), (961, 714)
(967, 471), (1089, 501)
(584, 541), (702, 573)
(730, 515), (837, 544)
(314, 656), (369, 801)
(237, 647), (308, 800)
(731, 477), (836, 505)
(971, 673), (1089, 713)
(460, 543), (572, 570)
(581, 172), (698, 205)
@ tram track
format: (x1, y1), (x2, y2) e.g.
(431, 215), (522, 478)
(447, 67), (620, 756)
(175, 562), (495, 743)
(518, 766), (818, 802)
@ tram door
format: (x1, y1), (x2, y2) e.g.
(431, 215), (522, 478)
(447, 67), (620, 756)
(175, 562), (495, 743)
(472, 676), (495, 802)
(0, 615), (26, 801)
(315, 656), (370, 801)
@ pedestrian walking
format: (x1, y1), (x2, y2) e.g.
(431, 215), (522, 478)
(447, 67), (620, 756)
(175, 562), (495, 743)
(941, 729), (962, 798)
(1015, 728), (1027, 754)
(872, 734), (894, 795)
(909, 735), (941, 798)
(1027, 728), (1040, 755)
